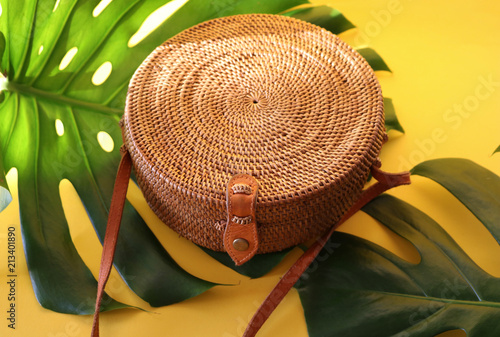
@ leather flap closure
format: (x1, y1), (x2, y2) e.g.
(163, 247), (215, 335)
(223, 174), (259, 265)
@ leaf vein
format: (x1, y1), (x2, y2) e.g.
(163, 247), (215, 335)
(28, 0), (80, 86)
(13, 0), (38, 82)
(432, 243), (482, 301)
(9, 82), (123, 115)
(342, 288), (499, 309)
(33, 96), (46, 245)
(67, 106), (109, 215)
(2, 92), (20, 155)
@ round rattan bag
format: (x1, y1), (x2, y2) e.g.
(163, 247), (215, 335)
(122, 14), (385, 264)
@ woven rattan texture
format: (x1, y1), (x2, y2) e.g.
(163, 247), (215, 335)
(123, 14), (385, 253)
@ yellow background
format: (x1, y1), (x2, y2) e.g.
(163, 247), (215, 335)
(1, 0), (499, 336)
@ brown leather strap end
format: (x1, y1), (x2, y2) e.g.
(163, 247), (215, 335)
(224, 174), (259, 266)
(91, 150), (132, 337)
(242, 166), (411, 337)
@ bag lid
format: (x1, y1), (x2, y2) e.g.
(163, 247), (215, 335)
(122, 14), (385, 257)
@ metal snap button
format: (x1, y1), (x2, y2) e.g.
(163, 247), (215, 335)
(233, 238), (249, 251)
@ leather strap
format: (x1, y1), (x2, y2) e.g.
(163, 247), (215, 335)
(224, 174), (260, 265)
(91, 149), (132, 337)
(91, 153), (409, 337)
(242, 166), (411, 337)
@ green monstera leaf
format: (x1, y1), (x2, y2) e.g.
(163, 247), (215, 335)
(0, 0), (402, 315)
(0, 0), (317, 314)
(283, 5), (355, 34)
(296, 159), (500, 337)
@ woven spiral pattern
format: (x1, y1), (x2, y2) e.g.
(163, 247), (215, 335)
(123, 14), (385, 253)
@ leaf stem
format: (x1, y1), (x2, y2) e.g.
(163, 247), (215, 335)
(5, 81), (123, 115)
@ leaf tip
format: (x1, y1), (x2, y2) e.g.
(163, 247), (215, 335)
(383, 97), (405, 134)
(492, 145), (500, 156)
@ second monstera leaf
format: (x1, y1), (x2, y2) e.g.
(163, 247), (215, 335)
(297, 159), (500, 337)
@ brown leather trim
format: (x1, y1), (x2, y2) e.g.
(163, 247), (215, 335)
(224, 174), (259, 266)
(91, 150), (132, 337)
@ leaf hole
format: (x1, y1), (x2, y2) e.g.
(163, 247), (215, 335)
(59, 47), (78, 71)
(59, 179), (165, 304)
(92, 61), (112, 86)
(53, 0), (60, 12)
(402, 177), (500, 277)
(0, 76), (7, 97)
(38, 45), (44, 55)
(59, 179), (97, 267)
(0, 3), (3, 17)
(435, 330), (466, 337)
(97, 131), (114, 152)
(59, 179), (132, 303)
(93, 0), (112, 17)
(0, 73), (7, 89)
(55, 119), (64, 136)
(127, 0), (189, 48)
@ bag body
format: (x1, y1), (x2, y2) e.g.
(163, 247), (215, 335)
(121, 14), (385, 258)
